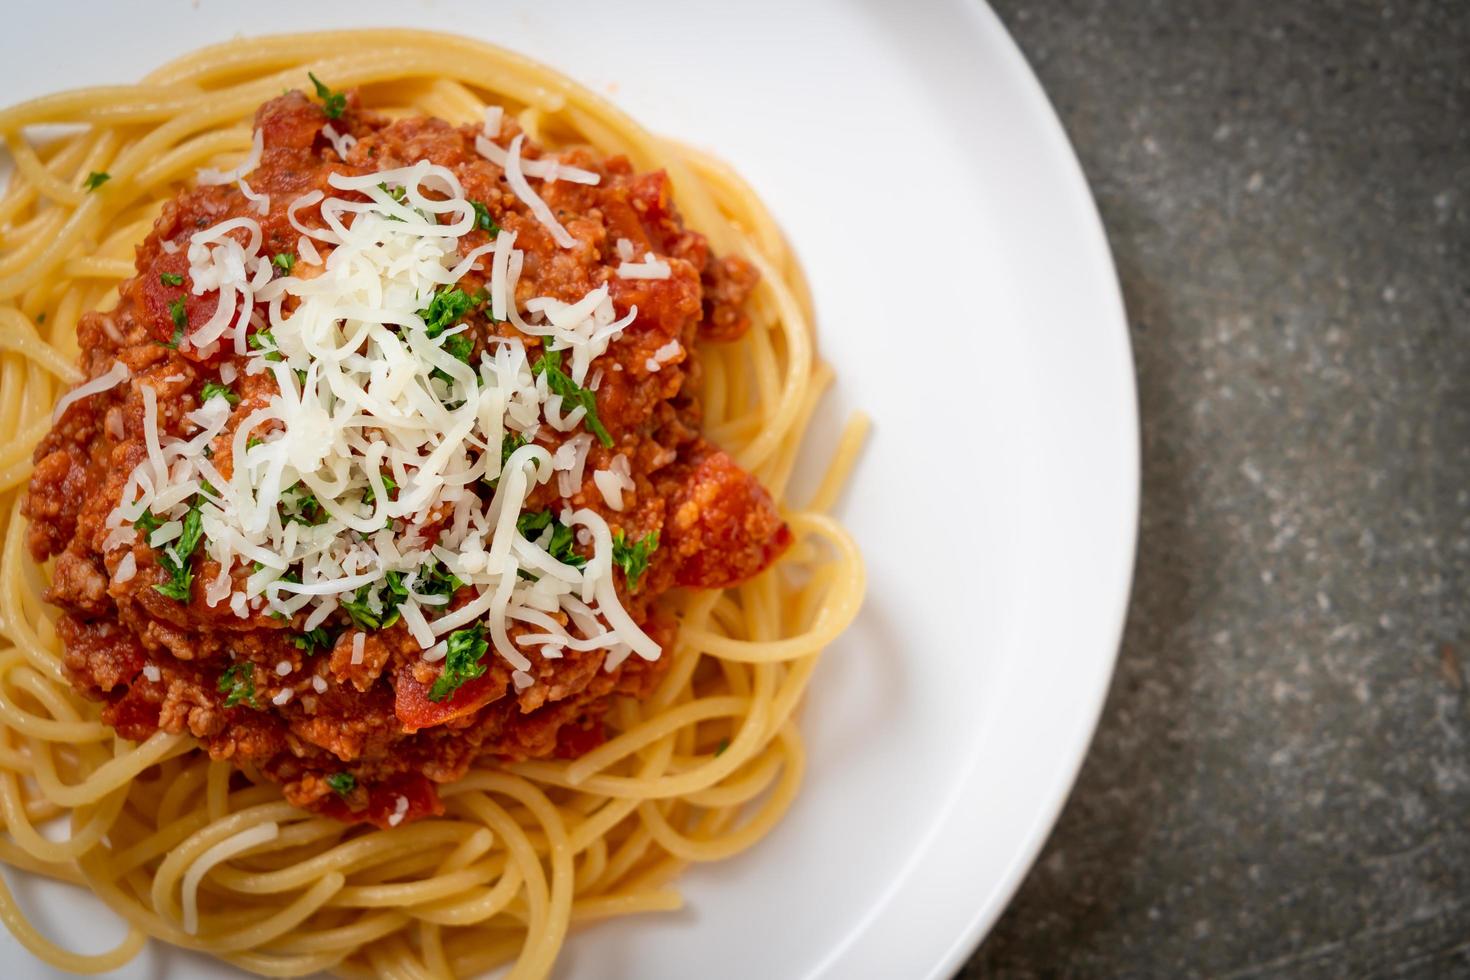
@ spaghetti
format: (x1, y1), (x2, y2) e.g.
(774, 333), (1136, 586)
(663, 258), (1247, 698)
(0, 29), (864, 979)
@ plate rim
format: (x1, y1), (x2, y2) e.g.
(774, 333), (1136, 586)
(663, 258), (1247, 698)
(917, 2), (1139, 975)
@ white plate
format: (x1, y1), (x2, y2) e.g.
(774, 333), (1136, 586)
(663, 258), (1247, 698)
(0, 2), (1138, 977)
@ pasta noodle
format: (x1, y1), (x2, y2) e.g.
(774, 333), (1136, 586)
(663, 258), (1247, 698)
(0, 29), (864, 978)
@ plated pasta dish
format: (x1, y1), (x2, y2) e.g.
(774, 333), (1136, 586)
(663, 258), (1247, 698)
(0, 29), (863, 978)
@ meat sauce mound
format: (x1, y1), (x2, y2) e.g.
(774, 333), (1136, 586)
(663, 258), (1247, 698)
(21, 92), (788, 827)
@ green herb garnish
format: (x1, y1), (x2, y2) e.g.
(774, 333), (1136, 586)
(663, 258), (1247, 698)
(162, 296), (188, 349)
(611, 529), (659, 592)
(308, 72), (347, 119)
(249, 329), (283, 361)
(133, 509), (164, 537)
(517, 510), (586, 569)
(531, 346), (612, 447)
(294, 626), (336, 654)
(272, 252), (296, 273)
(152, 499), (204, 602)
(419, 287), (473, 337)
(427, 624), (489, 702)
(325, 772), (355, 796)
(217, 662), (258, 709)
(83, 171), (110, 191)
(341, 583), (400, 632)
(200, 381), (238, 405)
(159, 272), (184, 287)
(281, 484), (325, 526)
(470, 200), (500, 235)
(441, 332), (473, 363)
(362, 472), (398, 507)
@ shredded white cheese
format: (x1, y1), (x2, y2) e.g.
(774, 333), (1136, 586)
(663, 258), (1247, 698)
(107, 145), (663, 686)
(51, 361), (129, 424)
(197, 129), (263, 186)
(114, 552), (137, 584)
(617, 252), (672, 280)
(500, 134), (577, 248)
(593, 455), (635, 512)
(645, 339), (682, 373)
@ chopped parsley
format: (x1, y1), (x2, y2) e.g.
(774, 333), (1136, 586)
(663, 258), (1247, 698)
(249, 329), (283, 361)
(272, 252), (296, 273)
(427, 624), (489, 702)
(414, 557), (463, 601)
(376, 183), (415, 220)
(532, 346), (612, 447)
(611, 529), (659, 592)
(293, 626), (336, 653)
(83, 171), (110, 191)
(471, 286), (499, 322)
(470, 200), (501, 235)
(153, 499), (204, 602)
(133, 508), (164, 537)
(200, 381), (238, 405)
(281, 484), (324, 526)
(325, 772), (356, 796)
(516, 510), (552, 537)
(162, 296), (188, 349)
(420, 287), (474, 337)
(441, 332), (473, 363)
(159, 271), (184, 287)
(308, 72), (347, 119)
(362, 472), (397, 506)
(217, 663), (257, 709)
(517, 510), (586, 568)
(341, 582), (400, 631)
(382, 569), (410, 607)
(714, 738), (730, 757)
(418, 287), (477, 381)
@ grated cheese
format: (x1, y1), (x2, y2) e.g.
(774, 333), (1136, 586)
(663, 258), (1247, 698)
(106, 147), (662, 685)
(51, 361), (128, 424)
(617, 252), (672, 280)
(500, 134), (577, 248)
(197, 129), (263, 186)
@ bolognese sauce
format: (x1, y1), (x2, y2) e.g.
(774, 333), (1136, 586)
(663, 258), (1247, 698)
(22, 90), (789, 827)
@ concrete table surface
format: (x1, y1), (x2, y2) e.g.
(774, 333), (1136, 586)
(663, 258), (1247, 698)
(962, 2), (1469, 977)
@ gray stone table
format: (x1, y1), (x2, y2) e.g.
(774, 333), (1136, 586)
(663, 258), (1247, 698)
(962, 2), (1469, 977)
